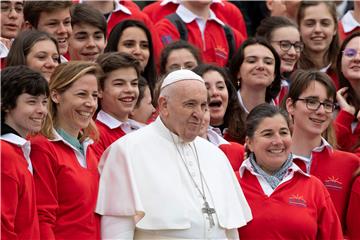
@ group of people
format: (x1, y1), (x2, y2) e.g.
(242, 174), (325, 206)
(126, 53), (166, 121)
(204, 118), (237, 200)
(1, 0), (360, 239)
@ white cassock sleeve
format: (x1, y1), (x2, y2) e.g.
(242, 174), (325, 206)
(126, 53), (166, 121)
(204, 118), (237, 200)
(101, 216), (135, 239)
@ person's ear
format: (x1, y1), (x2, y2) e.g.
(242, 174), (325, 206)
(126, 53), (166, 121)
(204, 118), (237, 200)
(285, 97), (295, 115)
(50, 90), (61, 104)
(245, 136), (254, 152)
(23, 21), (35, 30)
(158, 96), (169, 117)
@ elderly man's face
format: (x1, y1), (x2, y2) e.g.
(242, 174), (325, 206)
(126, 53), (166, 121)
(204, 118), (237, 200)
(160, 80), (208, 142)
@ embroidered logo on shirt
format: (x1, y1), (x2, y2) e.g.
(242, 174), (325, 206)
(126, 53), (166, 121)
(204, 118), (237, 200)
(161, 35), (173, 45)
(288, 194), (307, 208)
(214, 46), (227, 59)
(324, 176), (342, 191)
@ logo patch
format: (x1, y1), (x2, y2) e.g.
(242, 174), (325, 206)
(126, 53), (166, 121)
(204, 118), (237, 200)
(288, 194), (307, 208)
(161, 35), (173, 45)
(324, 176), (342, 190)
(214, 46), (227, 59)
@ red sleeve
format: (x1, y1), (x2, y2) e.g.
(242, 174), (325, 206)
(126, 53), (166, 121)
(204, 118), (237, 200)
(335, 109), (357, 151)
(155, 18), (181, 46)
(219, 142), (244, 171)
(1, 174), (20, 240)
(215, 1), (247, 38)
(347, 177), (360, 239)
(317, 188), (343, 239)
(30, 140), (58, 240)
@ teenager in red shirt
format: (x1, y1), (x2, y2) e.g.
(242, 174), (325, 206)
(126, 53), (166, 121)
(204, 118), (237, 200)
(143, 0), (247, 38)
(285, 69), (360, 236)
(335, 32), (360, 153)
(347, 169), (360, 240)
(297, 1), (340, 89)
(1, 66), (49, 240)
(155, 1), (244, 67)
(92, 52), (141, 161)
(30, 62), (102, 240)
(238, 103), (342, 239)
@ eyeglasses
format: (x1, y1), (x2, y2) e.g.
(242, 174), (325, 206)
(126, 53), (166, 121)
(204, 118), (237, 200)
(0, 2), (24, 14)
(272, 40), (304, 53)
(342, 48), (360, 58)
(296, 98), (335, 113)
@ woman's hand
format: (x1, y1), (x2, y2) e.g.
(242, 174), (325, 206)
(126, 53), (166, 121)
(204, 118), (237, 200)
(336, 87), (356, 115)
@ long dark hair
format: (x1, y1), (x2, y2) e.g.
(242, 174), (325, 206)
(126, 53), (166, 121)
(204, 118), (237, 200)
(228, 37), (282, 103)
(7, 30), (60, 66)
(193, 64), (246, 143)
(297, 1), (339, 71)
(105, 20), (157, 93)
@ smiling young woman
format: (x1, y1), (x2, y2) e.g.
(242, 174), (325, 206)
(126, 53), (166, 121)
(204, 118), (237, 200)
(285, 69), (360, 236)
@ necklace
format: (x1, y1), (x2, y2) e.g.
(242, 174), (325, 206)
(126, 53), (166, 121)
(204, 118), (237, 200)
(170, 133), (216, 228)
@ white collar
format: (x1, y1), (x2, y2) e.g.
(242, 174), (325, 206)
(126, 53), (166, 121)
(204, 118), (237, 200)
(113, 0), (131, 15)
(239, 157), (310, 178)
(176, 4), (224, 26)
(1, 133), (28, 146)
(207, 127), (229, 147)
(161, 0), (224, 6)
(1, 133), (33, 173)
(96, 110), (139, 132)
(97, 110), (126, 129)
(292, 137), (333, 163)
(341, 10), (360, 33)
(237, 90), (275, 114)
(50, 129), (93, 146)
(320, 63), (331, 72)
(80, 0), (131, 15)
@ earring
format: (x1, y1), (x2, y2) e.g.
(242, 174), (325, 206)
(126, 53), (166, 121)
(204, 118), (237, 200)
(237, 79), (240, 87)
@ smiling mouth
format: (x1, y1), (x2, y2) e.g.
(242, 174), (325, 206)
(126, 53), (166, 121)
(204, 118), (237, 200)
(310, 117), (325, 124)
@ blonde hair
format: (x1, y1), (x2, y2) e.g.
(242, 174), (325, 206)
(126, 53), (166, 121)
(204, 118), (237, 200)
(41, 61), (102, 141)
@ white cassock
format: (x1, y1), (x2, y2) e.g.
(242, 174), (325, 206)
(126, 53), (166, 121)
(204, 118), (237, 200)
(96, 117), (252, 239)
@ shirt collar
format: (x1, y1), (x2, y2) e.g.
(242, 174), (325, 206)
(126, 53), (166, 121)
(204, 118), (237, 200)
(237, 90), (276, 114)
(176, 4), (224, 25)
(239, 157), (310, 178)
(207, 127), (229, 146)
(161, 0), (224, 6)
(50, 128), (93, 146)
(1, 133), (28, 146)
(1, 133), (33, 173)
(341, 11), (360, 33)
(97, 110), (140, 132)
(292, 137), (333, 162)
(113, 0), (131, 15)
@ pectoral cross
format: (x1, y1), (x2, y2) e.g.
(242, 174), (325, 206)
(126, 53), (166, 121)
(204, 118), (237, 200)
(202, 201), (216, 228)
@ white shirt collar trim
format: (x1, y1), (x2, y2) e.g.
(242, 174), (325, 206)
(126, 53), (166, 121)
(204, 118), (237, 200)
(161, 0), (224, 6)
(97, 110), (124, 129)
(113, 0), (131, 15)
(237, 90), (276, 114)
(341, 10), (360, 33)
(1, 133), (33, 173)
(239, 158), (310, 178)
(1, 133), (27, 146)
(207, 127), (229, 146)
(97, 110), (139, 133)
(176, 4), (224, 26)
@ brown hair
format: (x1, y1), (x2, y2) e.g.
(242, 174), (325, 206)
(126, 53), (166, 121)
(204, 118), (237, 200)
(42, 61), (102, 141)
(297, 1), (339, 71)
(24, 1), (72, 28)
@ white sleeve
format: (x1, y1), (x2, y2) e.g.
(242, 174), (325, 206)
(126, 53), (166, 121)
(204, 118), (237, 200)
(226, 228), (239, 240)
(101, 215), (135, 240)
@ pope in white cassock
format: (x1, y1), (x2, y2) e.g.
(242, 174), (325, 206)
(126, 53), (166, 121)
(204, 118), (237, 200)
(95, 69), (252, 239)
